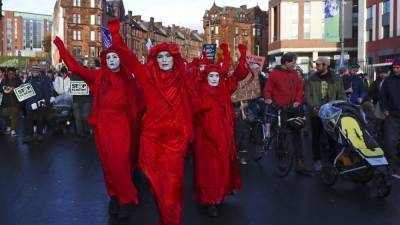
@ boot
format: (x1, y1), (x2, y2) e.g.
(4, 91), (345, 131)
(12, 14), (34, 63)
(108, 197), (119, 216)
(295, 159), (312, 175)
(118, 204), (132, 220)
(207, 204), (219, 217)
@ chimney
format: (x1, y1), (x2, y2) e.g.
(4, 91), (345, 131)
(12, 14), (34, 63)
(128, 11), (132, 17)
(150, 17), (154, 25)
(240, 5), (247, 10)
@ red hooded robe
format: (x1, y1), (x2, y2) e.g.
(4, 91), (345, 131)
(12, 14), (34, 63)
(192, 44), (249, 204)
(53, 36), (141, 205)
(109, 19), (193, 225)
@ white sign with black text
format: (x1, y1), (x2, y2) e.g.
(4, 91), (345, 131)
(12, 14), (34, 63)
(13, 83), (36, 102)
(69, 81), (90, 96)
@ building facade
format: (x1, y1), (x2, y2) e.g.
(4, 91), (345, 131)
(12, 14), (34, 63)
(359, 0), (400, 64)
(53, 0), (103, 67)
(268, 0), (358, 74)
(203, 3), (268, 64)
(2, 10), (52, 57)
(53, 0), (202, 66)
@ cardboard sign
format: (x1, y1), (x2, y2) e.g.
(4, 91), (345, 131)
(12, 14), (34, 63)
(69, 81), (89, 95)
(231, 55), (266, 103)
(13, 83), (36, 102)
(202, 44), (217, 61)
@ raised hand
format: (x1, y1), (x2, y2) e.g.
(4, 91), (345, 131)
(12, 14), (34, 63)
(108, 18), (120, 34)
(238, 44), (246, 60)
(220, 43), (229, 53)
(53, 36), (65, 62)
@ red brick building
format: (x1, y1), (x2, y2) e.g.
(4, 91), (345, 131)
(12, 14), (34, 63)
(1, 10), (52, 57)
(203, 3), (268, 63)
(363, 0), (400, 64)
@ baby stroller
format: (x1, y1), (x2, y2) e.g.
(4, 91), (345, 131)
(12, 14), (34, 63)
(50, 94), (73, 135)
(318, 100), (391, 198)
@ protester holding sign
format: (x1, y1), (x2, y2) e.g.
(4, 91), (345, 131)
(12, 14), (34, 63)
(70, 74), (93, 137)
(110, 18), (194, 225)
(0, 68), (22, 137)
(192, 43), (249, 217)
(54, 24), (143, 219)
(22, 65), (53, 143)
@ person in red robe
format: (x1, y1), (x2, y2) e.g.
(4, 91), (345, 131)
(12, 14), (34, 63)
(192, 43), (250, 217)
(109, 19), (194, 225)
(53, 35), (142, 220)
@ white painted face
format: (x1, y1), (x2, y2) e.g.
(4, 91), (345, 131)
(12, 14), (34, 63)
(106, 52), (120, 71)
(207, 72), (220, 87)
(199, 64), (206, 71)
(156, 51), (174, 71)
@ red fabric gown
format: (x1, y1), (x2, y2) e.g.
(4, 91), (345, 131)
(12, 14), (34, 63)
(193, 44), (249, 204)
(110, 21), (193, 225)
(53, 37), (141, 205)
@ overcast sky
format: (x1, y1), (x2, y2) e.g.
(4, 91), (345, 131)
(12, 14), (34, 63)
(3, 0), (268, 31)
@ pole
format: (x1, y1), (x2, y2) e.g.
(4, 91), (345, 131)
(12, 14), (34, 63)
(340, 0), (345, 67)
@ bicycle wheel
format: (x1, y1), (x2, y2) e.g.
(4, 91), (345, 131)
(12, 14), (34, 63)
(274, 131), (294, 177)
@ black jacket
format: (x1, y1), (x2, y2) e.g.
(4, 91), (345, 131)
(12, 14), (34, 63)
(379, 75), (400, 117)
(0, 76), (22, 107)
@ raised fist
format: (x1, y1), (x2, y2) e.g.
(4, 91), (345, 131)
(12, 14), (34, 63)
(53, 36), (65, 62)
(220, 43), (228, 52)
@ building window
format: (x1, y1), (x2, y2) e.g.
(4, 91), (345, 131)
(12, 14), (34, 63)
(73, 30), (81, 40)
(366, 30), (372, 42)
(383, 0), (390, 14)
(7, 18), (12, 50)
(73, 14), (81, 24)
(291, 2), (299, 39)
(211, 14), (218, 20)
(90, 0), (95, 8)
(235, 27), (239, 35)
(304, 1), (311, 39)
(73, 0), (81, 7)
(367, 6), (373, 19)
(383, 25), (390, 38)
(97, 15), (101, 25)
(242, 29), (248, 36)
(72, 46), (82, 57)
(215, 26), (219, 34)
(90, 15), (95, 25)
(215, 39), (219, 47)
(90, 31), (96, 41)
(90, 47), (96, 57)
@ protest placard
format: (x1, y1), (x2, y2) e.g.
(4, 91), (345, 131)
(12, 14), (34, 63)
(231, 55), (266, 103)
(13, 83), (36, 102)
(69, 81), (89, 95)
(202, 44), (217, 61)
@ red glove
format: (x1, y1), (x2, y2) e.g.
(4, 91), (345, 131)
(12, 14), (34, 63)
(220, 43), (228, 53)
(108, 18), (120, 34)
(53, 36), (65, 63)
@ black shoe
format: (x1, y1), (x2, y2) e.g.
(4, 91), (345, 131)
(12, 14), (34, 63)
(23, 136), (33, 143)
(108, 197), (119, 216)
(207, 204), (219, 217)
(118, 204), (132, 220)
(36, 135), (44, 141)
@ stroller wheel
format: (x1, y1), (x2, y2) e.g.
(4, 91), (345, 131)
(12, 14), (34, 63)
(372, 174), (391, 198)
(321, 165), (338, 187)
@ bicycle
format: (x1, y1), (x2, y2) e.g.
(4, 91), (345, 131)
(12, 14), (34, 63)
(254, 103), (296, 177)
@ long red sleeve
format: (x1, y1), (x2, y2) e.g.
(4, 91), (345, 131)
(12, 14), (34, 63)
(63, 50), (97, 86)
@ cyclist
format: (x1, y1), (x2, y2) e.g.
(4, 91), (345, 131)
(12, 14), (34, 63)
(263, 52), (308, 174)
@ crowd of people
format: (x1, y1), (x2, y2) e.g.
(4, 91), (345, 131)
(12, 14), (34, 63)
(1, 18), (400, 225)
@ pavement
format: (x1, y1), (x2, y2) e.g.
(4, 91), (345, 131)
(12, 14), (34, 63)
(1, 133), (400, 225)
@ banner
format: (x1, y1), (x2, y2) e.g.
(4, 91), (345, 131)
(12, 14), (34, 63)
(69, 81), (89, 95)
(324, 0), (340, 42)
(202, 44), (217, 61)
(14, 83), (36, 102)
(231, 55), (265, 103)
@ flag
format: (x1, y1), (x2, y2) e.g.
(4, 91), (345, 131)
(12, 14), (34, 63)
(324, 0), (340, 42)
(101, 26), (112, 49)
(146, 38), (153, 52)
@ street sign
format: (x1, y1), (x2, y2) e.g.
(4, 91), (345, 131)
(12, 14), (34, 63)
(334, 54), (350, 60)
